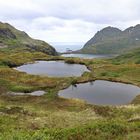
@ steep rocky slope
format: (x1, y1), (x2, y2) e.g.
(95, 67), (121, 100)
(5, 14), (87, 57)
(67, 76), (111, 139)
(80, 25), (140, 54)
(0, 22), (57, 55)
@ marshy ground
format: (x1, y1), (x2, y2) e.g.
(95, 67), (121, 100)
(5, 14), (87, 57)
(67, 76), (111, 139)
(0, 48), (140, 139)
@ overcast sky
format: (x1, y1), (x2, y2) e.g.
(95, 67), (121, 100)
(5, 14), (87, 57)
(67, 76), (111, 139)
(0, 0), (140, 44)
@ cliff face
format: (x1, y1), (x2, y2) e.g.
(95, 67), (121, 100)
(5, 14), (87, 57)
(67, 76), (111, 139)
(0, 22), (57, 55)
(81, 25), (140, 54)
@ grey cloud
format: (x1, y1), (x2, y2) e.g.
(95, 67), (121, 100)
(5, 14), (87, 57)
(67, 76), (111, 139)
(0, 0), (140, 42)
(1, 0), (140, 23)
(0, 8), (44, 20)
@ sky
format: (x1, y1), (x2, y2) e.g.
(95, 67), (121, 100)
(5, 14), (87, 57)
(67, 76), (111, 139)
(0, 0), (140, 44)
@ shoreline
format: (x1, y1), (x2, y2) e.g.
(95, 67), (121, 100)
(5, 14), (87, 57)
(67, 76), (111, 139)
(1, 54), (140, 106)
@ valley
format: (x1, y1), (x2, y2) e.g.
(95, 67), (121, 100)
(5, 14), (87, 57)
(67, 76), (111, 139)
(0, 22), (140, 139)
(0, 46), (140, 139)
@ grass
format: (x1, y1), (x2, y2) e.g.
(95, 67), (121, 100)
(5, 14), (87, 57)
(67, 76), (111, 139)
(0, 49), (140, 139)
(0, 102), (140, 139)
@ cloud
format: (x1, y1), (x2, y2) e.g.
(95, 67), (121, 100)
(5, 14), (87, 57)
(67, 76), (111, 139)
(0, 0), (43, 20)
(0, 0), (140, 43)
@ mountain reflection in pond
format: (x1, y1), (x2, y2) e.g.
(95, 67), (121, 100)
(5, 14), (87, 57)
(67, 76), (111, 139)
(58, 80), (140, 105)
(15, 61), (89, 77)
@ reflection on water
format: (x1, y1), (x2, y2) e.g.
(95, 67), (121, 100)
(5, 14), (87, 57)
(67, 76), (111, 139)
(58, 80), (140, 105)
(15, 61), (89, 77)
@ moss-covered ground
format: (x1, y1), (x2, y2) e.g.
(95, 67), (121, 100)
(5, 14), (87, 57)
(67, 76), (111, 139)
(0, 48), (140, 140)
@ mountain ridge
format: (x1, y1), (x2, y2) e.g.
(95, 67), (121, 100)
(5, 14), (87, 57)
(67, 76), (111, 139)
(80, 24), (140, 54)
(0, 22), (57, 55)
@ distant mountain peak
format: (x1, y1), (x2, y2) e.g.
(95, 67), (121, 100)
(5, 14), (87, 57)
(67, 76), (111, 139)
(102, 26), (122, 31)
(84, 26), (122, 47)
(81, 24), (140, 54)
(134, 24), (140, 28)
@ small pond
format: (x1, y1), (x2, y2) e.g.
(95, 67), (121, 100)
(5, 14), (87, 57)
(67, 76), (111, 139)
(14, 61), (89, 77)
(8, 90), (46, 96)
(58, 80), (140, 105)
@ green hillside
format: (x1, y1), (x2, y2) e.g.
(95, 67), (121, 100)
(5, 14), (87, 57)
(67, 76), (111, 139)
(112, 47), (140, 64)
(80, 25), (140, 54)
(0, 50), (140, 139)
(0, 22), (57, 55)
(0, 22), (140, 139)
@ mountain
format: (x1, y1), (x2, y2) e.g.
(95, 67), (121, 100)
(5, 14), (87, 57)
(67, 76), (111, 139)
(0, 22), (57, 55)
(80, 25), (140, 54)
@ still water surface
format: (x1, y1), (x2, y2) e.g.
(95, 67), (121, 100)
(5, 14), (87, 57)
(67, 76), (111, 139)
(15, 61), (89, 77)
(58, 80), (140, 105)
(62, 54), (115, 59)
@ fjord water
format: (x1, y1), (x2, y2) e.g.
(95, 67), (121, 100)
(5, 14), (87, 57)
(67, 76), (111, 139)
(15, 61), (89, 77)
(61, 54), (115, 59)
(52, 43), (115, 59)
(51, 43), (83, 52)
(58, 80), (140, 105)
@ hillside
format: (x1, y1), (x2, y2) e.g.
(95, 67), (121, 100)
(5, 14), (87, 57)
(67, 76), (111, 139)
(0, 22), (57, 55)
(80, 25), (140, 54)
(112, 47), (140, 64)
(0, 50), (140, 139)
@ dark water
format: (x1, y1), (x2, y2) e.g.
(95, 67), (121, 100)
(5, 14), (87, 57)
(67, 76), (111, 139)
(58, 80), (140, 105)
(15, 61), (89, 77)
(62, 54), (116, 59)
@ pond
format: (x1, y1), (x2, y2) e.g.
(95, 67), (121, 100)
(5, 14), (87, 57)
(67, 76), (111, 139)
(58, 80), (140, 105)
(14, 61), (89, 77)
(61, 54), (116, 59)
(8, 90), (46, 96)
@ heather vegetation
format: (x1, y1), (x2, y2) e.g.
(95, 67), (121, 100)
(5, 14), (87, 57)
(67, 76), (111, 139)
(0, 22), (140, 140)
(0, 47), (140, 139)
